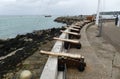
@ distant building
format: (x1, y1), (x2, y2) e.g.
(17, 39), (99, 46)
(99, 11), (120, 19)
(100, 11), (120, 15)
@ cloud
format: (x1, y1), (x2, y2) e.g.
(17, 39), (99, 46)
(0, 0), (120, 15)
(104, 0), (120, 11)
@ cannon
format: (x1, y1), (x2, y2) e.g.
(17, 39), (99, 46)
(60, 30), (80, 36)
(71, 25), (81, 29)
(40, 50), (86, 72)
(64, 27), (80, 31)
(53, 37), (81, 49)
(60, 30), (81, 39)
(64, 27), (81, 33)
(71, 25), (83, 31)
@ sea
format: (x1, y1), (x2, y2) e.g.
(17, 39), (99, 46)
(0, 15), (65, 39)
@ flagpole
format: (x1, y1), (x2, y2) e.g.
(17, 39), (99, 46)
(96, 0), (101, 25)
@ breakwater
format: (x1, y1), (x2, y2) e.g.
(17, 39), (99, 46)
(54, 16), (84, 25)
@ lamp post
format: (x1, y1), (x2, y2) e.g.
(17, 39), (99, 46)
(96, 0), (103, 37)
(96, 0), (101, 25)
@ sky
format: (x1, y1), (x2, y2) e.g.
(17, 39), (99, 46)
(0, 0), (120, 15)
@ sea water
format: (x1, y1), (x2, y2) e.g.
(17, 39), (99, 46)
(0, 15), (64, 39)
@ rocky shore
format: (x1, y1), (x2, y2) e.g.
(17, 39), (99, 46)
(0, 27), (65, 78)
(0, 16), (83, 78)
(54, 16), (84, 25)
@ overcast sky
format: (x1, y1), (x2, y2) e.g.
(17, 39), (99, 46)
(0, 0), (120, 15)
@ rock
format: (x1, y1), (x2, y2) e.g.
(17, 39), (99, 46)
(0, 27), (64, 78)
(24, 38), (33, 42)
(54, 16), (83, 25)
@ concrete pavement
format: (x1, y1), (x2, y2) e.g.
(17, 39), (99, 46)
(102, 22), (120, 52)
(87, 23), (120, 79)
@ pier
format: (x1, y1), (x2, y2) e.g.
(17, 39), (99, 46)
(0, 0), (120, 78)
(40, 20), (109, 79)
(39, 18), (120, 79)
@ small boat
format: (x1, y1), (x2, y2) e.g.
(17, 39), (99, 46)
(44, 15), (52, 17)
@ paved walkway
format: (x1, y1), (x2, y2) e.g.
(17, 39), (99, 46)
(87, 23), (120, 79)
(66, 23), (109, 79)
(102, 22), (120, 52)
(102, 22), (120, 79)
(67, 22), (120, 79)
